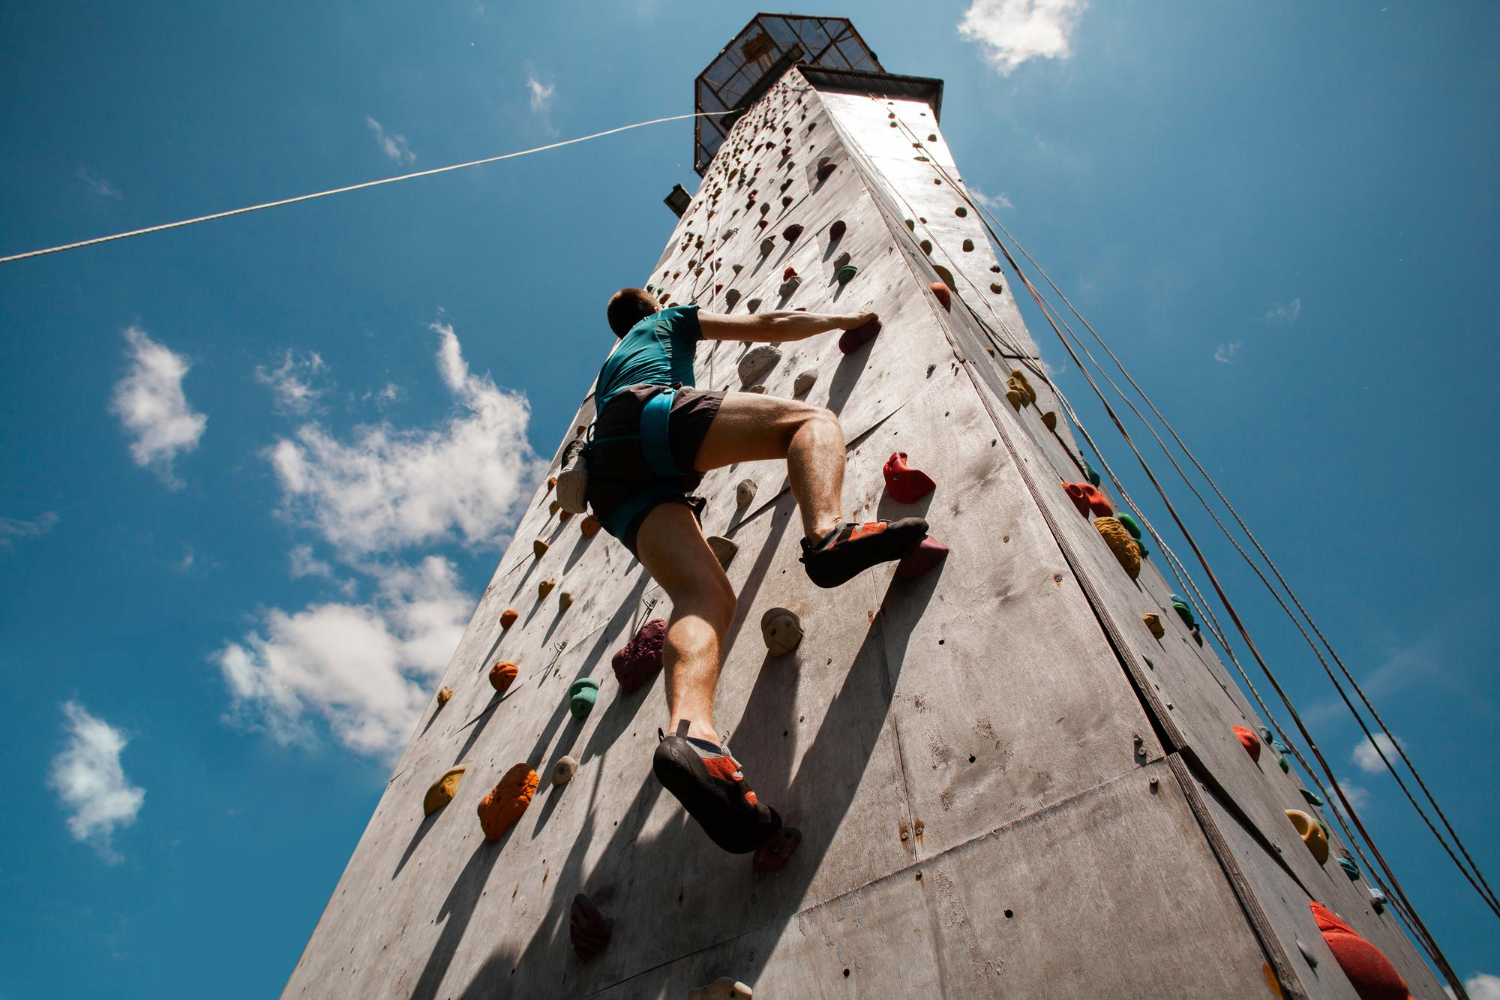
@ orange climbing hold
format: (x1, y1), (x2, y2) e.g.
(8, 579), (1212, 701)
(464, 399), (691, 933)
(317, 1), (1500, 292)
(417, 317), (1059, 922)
(477, 763), (538, 841)
(423, 766), (467, 816)
(1064, 482), (1114, 518)
(436, 685), (453, 707)
(930, 282), (952, 311)
(1094, 517), (1142, 579)
(580, 515), (601, 538)
(1233, 725), (1262, 762)
(883, 452), (936, 504)
(500, 609), (519, 630)
(489, 660), (519, 694)
(1309, 902), (1408, 1000)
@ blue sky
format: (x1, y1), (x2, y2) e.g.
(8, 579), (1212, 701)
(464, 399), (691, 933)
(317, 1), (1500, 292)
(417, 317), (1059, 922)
(1, 1), (1496, 996)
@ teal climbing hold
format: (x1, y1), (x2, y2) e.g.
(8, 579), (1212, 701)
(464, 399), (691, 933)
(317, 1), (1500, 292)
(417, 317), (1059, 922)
(569, 678), (600, 720)
(1169, 594), (1197, 629)
(1117, 512), (1142, 540)
(1082, 457), (1101, 487)
(1301, 788), (1325, 807)
(836, 264), (858, 285)
(1337, 856), (1362, 881)
(1277, 754), (1290, 773)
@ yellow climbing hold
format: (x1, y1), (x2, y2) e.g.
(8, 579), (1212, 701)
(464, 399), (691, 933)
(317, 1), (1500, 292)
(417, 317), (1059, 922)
(1143, 614), (1165, 639)
(423, 765), (467, 816)
(533, 539), (549, 558)
(1286, 809), (1330, 865)
(1095, 517), (1142, 579)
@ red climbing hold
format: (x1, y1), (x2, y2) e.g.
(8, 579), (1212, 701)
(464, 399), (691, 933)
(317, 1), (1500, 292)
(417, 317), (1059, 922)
(490, 660), (519, 694)
(1063, 482), (1115, 518)
(883, 452), (937, 504)
(500, 609), (519, 630)
(752, 827), (802, 874)
(838, 317), (882, 355)
(930, 282), (952, 311)
(828, 219), (846, 241)
(1233, 725), (1262, 762)
(612, 618), (667, 695)
(782, 223), (803, 242)
(783, 266), (798, 281)
(1310, 902), (1409, 1000)
(896, 537), (949, 580)
(570, 893), (611, 961)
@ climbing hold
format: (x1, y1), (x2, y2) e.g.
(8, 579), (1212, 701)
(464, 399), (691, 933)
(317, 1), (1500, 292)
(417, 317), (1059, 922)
(552, 755), (579, 786)
(782, 223), (803, 242)
(707, 535), (738, 569)
(781, 196), (792, 208)
(896, 537), (949, 580)
(539, 579), (556, 599)
(489, 660), (519, 694)
(829, 219), (846, 241)
(725, 289), (742, 308)
(1286, 809), (1330, 865)
(746, 298), (762, 313)
(423, 765), (467, 816)
(990, 282), (1003, 294)
(759, 238), (774, 255)
(1278, 754), (1291, 773)
(760, 607), (804, 656)
(753, 825), (801, 873)
(1117, 512), (1143, 540)
(436, 686), (453, 707)
(500, 609), (519, 630)
(836, 264), (858, 285)
(929, 282), (952, 311)
(838, 317), (881, 354)
(1041, 410), (1058, 431)
(832, 250), (852, 270)
(1301, 788), (1325, 807)
(1142, 614), (1165, 639)
(1309, 901), (1408, 1000)
(782, 265), (797, 280)
(793, 369), (817, 395)
(920, 239), (933, 255)
(1169, 595), (1197, 629)
(816, 158), (836, 181)
(779, 275), (801, 296)
(1233, 725), (1262, 762)
(558, 591), (574, 611)
(570, 893), (611, 961)
(731, 263), (743, 274)
(905, 219), (915, 231)
(962, 238), (975, 252)
(1368, 886), (1387, 913)
(758, 202), (770, 216)
(1337, 856), (1361, 881)
(883, 452), (936, 504)
(580, 515), (600, 538)
(736, 479), (757, 508)
(1094, 517), (1142, 579)
(477, 763), (538, 841)
(549, 499), (560, 516)
(558, 509), (573, 523)
(1063, 482), (1114, 518)
(955, 206), (968, 217)
(1082, 457), (1101, 487)
(568, 678), (600, 720)
(1010, 369), (1038, 405)
(738, 346), (782, 388)
(533, 539), (549, 558)
(612, 618), (667, 695)
(689, 977), (754, 1000)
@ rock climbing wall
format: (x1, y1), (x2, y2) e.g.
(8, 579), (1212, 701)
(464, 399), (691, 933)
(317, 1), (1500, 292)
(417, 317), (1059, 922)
(282, 67), (1447, 1000)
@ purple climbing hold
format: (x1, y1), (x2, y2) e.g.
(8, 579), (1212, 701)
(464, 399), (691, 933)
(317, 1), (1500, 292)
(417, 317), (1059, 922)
(896, 537), (949, 580)
(838, 317), (882, 355)
(570, 893), (611, 961)
(782, 223), (804, 242)
(612, 618), (667, 695)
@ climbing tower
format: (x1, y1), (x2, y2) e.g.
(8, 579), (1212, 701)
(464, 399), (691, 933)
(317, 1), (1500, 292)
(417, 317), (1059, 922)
(283, 16), (1449, 998)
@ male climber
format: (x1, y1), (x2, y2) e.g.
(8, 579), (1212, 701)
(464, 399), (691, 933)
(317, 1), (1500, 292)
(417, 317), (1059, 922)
(563, 288), (928, 864)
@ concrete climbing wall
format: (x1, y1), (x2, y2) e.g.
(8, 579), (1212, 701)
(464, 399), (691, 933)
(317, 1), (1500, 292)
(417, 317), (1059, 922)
(282, 67), (1446, 999)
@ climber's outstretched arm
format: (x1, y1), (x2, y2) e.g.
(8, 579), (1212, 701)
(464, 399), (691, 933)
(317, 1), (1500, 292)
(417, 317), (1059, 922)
(699, 309), (876, 344)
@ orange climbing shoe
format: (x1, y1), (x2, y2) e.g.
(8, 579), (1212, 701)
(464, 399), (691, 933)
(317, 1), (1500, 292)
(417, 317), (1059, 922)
(653, 733), (782, 855)
(799, 517), (929, 589)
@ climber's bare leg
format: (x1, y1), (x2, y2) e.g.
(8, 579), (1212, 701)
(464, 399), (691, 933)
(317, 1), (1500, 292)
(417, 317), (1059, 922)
(635, 502), (736, 747)
(693, 393), (844, 542)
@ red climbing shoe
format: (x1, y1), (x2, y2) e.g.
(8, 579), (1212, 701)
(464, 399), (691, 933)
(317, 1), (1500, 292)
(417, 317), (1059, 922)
(799, 517), (929, 589)
(653, 734), (782, 855)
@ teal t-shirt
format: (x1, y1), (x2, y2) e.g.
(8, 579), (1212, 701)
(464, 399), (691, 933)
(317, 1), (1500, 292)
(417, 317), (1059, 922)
(595, 306), (702, 407)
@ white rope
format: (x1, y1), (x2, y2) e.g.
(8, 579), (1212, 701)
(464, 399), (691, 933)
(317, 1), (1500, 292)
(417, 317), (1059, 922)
(2, 110), (724, 265)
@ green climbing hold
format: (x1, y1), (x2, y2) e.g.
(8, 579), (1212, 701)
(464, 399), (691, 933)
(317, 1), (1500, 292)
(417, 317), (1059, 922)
(1277, 754), (1290, 773)
(836, 264), (858, 285)
(1081, 457), (1101, 487)
(1169, 594), (1197, 629)
(1301, 788), (1325, 807)
(569, 678), (600, 720)
(1117, 512), (1142, 540)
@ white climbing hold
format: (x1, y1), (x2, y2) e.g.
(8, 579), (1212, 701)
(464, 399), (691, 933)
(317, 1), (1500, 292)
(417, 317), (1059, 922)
(760, 607), (804, 656)
(552, 755), (579, 786)
(793, 369), (817, 395)
(738, 345), (782, 388)
(736, 479), (757, 509)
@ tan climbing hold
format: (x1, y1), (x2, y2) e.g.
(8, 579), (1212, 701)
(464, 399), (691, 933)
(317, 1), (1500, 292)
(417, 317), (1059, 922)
(736, 479), (757, 509)
(933, 264), (955, 287)
(534, 539), (549, 558)
(1095, 517), (1142, 579)
(833, 250), (852, 270)
(1142, 614), (1165, 639)
(1042, 411), (1058, 431)
(490, 660), (519, 694)
(761, 607), (804, 656)
(500, 609), (519, 630)
(436, 685), (453, 707)
(1005, 387), (1025, 410)
(1009, 369), (1038, 405)
(477, 763), (539, 841)
(794, 369), (817, 395)
(549, 499), (560, 516)
(738, 346), (781, 388)
(707, 536), (738, 569)
(423, 765), (467, 816)
(551, 755), (579, 787)
(539, 579), (556, 599)
(689, 977), (753, 1000)
(559, 591), (574, 610)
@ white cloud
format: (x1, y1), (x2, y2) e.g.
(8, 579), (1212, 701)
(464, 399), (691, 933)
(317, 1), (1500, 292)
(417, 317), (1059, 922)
(0, 511), (59, 545)
(1337, 780), (1370, 812)
(969, 186), (1015, 211)
(1214, 342), (1241, 364)
(288, 544), (333, 579)
(1352, 732), (1403, 774)
(362, 382), (403, 408)
(255, 350), (328, 416)
(110, 326), (208, 488)
(1465, 973), (1500, 1000)
(365, 115), (415, 164)
(958, 0), (1087, 75)
(77, 167), (122, 199)
(214, 556), (471, 758)
(266, 321), (542, 558)
(48, 702), (145, 863)
(1266, 298), (1302, 324)
(526, 72), (555, 113)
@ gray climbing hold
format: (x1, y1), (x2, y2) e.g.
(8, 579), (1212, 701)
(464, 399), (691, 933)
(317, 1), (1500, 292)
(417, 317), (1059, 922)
(833, 251), (852, 270)
(688, 977), (753, 1000)
(746, 298), (762, 313)
(731, 263), (743, 274)
(725, 289), (742, 308)
(793, 369), (817, 395)
(552, 755), (579, 786)
(760, 607), (804, 656)
(707, 536), (738, 568)
(738, 346), (781, 388)
(759, 238), (775, 255)
(736, 479), (757, 508)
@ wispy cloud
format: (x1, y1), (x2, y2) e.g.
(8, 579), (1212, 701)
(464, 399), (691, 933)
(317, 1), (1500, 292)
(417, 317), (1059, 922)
(77, 167), (122, 199)
(1, 511), (59, 545)
(1214, 342), (1241, 364)
(110, 326), (208, 488)
(255, 350), (328, 417)
(48, 702), (145, 863)
(288, 544), (334, 580)
(1265, 298), (1302, 324)
(265, 320), (542, 558)
(365, 116), (415, 164)
(1352, 732), (1404, 774)
(958, 0), (1087, 75)
(1461, 972), (1500, 1000)
(969, 186), (1015, 211)
(526, 71), (555, 114)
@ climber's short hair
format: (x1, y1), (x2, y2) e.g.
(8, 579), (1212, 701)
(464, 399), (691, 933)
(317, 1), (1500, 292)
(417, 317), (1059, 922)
(607, 288), (660, 338)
